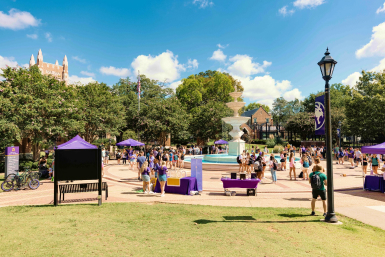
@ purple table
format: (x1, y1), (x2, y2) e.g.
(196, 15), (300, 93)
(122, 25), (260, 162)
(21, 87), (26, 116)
(221, 178), (261, 189)
(154, 177), (198, 195)
(364, 175), (385, 193)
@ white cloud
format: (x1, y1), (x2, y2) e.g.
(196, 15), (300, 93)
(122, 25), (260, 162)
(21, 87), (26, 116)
(72, 56), (86, 64)
(231, 74), (301, 108)
(217, 44), (228, 49)
(293, 0), (325, 9)
(0, 9), (40, 30)
(356, 22), (385, 59)
(0, 55), (18, 68)
(26, 34), (37, 39)
(193, 0), (214, 8)
(279, 6), (295, 16)
(22, 63), (29, 68)
(169, 80), (182, 90)
(45, 32), (52, 42)
(283, 88), (303, 101)
(100, 66), (131, 77)
(377, 3), (385, 14)
(80, 71), (95, 77)
(209, 49), (227, 62)
(68, 75), (96, 85)
(131, 50), (185, 82)
(371, 57), (385, 72)
(342, 72), (361, 86)
(227, 55), (271, 77)
(187, 59), (199, 69)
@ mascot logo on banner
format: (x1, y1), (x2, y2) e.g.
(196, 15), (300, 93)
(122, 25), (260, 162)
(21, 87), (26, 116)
(315, 95), (325, 135)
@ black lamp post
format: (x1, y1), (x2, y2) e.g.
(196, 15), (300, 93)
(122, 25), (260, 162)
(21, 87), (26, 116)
(318, 48), (338, 223)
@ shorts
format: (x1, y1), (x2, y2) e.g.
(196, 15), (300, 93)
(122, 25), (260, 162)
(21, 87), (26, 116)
(363, 162), (368, 166)
(302, 167), (309, 171)
(356, 158), (361, 162)
(312, 190), (326, 200)
(280, 159), (285, 162)
(142, 175), (150, 182)
(130, 159), (136, 163)
(349, 158), (354, 162)
(373, 164), (378, 167)
(158, 174), (167, 181)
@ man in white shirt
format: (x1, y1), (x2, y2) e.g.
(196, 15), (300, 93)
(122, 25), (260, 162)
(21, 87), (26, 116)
(355, 149), (362, 167)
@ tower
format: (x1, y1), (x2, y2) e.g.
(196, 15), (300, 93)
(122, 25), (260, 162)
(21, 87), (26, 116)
(29, 54), (35, 67)
(37, 49), (43, 65)
(62, 55), (68, 83)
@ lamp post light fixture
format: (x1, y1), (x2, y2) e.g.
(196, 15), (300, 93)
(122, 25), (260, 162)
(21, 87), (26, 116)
(318, 48), (338, 223)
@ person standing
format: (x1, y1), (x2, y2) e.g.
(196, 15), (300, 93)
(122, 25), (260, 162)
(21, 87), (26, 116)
(261, 152), (267, 179)
(338, 148), (344, 164)
(122, 149), (127, 165)
(348, 147), (354, 167)
(130, 151), (137, 170)
(149, 153), (155, 170)
(140, 161), (152, 194)
(237, 153), (243, 173)
(362, 153), (368, 175)
(309, 159), (327, 216)
(101, 148), (106, 164)
(105, 148), (109, 165)
(300, 154), (310, 180)
(280, 151), (285, 171)
(158, 161), (168, 197)
(289, 152), (296, 180)
(371, 154), (379, 174)
(355, 148), (362, 167)
(269, 154), (278, 184)
(116, 150), (121, 165)
(137, 151), (147, 181)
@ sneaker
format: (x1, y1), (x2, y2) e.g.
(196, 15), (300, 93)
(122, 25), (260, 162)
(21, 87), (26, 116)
(311, 211), (315, 216)
(323, 213), (327, 217)
(160, 193), (165, 197)
(149, 191), (155, 194)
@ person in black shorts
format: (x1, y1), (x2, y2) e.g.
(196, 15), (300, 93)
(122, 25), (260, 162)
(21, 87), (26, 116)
(309, 158), (327, 216)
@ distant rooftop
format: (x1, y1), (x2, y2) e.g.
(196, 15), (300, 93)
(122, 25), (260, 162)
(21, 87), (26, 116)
(241, 108), (260, 117)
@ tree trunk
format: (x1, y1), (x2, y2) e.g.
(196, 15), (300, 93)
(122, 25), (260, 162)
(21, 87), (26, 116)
(32, 143), (40, 161)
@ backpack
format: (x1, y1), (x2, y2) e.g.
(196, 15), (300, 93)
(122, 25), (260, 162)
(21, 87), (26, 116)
(338, 151), (344, 158)
(299, 171), (303, 178)
(236, 155), (241, 163)
(307, 156), (313, 166)
(162, 155), (168, 161)
(272, 162), (277, 170)
(311, 172), (323, 190)
(254, 161), (262, 172)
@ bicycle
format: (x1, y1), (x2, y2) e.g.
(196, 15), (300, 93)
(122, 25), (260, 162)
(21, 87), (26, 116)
(1, 167), (40, 192)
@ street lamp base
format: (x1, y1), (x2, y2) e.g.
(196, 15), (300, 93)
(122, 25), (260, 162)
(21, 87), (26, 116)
(324, 212), (338, 223)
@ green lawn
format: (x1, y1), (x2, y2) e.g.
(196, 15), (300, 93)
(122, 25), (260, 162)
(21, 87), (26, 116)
(0, 203), (384, 256)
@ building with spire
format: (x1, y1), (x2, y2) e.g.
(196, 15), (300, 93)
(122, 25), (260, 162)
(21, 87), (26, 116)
(29, 49), (69, 84)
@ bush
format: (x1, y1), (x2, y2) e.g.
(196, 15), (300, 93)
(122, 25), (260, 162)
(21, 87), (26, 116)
(251, 139), (266, 144)
(273, 145), (284, 153)
(275, 137), (284, 145)
(266, 138), (275, 148)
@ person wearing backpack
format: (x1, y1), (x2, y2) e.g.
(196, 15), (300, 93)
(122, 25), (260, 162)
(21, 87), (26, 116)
(254, 158), (263, 180)
(269, 154), (278, 184)
(338, 148), (345, 165)
(309, 157), (327, 216)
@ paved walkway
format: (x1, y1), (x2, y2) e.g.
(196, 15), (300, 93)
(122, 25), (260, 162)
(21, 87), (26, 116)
(1, 157), (385, 229)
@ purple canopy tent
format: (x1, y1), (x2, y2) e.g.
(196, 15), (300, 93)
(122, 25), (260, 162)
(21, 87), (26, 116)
(214, 139), (228, 144)
(57, 135), (97, 149)
(116, 138), (145, 147)
(361, 142), (385, 154)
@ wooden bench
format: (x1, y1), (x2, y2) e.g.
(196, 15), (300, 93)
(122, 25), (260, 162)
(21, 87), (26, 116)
(59, 182), (108, 203)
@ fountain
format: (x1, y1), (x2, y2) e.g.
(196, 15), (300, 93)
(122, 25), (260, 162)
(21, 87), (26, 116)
(221, 86), (250, 156)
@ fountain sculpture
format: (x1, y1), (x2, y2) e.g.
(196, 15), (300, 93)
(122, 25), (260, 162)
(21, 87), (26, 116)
(221, 86), (250, 156)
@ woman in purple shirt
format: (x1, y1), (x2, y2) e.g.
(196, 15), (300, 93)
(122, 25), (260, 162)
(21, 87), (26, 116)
(141, 161), (152, 194)
(158, 161), (168, 197)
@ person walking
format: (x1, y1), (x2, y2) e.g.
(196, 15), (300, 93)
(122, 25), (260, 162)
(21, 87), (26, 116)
(348, 147), (355, 167)
(355, 148), (362, 167)
(102, 148), (106, 165)
(261, 152), (267, 179)
(309, 158), (327, 216)
(289, 152), (296, 180)
(280, 151), (285, 171)
(158, 161), (168, 197)
(237, 153), (243, 173)
(130, 151), (137, 170)
(122, 149), (127, 165)
(105, 148), (109, 165)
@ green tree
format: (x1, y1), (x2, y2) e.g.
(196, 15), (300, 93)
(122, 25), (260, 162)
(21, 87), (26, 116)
(77, 82), (126, 143)
(0, 66), (83, 160)
(285, 112), (315, 140)
(240, 102), (270, 114)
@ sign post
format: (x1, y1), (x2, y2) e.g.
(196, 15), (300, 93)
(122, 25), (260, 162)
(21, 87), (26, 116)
(191, 158), (203, 193)
(5, 146), (19, 177)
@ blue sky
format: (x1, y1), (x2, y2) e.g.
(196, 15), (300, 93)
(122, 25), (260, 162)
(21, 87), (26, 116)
(1, 0), (385, 107)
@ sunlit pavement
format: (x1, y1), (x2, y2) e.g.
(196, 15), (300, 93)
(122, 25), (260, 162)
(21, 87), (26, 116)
(1, 157), (385, 229)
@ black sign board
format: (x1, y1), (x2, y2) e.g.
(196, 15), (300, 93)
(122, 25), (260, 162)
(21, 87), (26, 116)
(55, 149), (101, 181)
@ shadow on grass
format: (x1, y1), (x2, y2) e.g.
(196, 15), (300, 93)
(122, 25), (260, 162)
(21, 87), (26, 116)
(278, 213), (310, 218)
(194, 218), (319, 225)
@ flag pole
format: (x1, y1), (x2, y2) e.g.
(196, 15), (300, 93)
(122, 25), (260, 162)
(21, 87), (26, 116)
(137, 70), (140, 141)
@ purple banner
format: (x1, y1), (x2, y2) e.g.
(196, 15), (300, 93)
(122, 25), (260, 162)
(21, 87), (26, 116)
(191, 158), (203, 192)
(315, 95), (325, 135)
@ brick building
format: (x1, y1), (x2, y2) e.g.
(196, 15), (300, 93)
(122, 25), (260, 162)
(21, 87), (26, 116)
(29, 49), (69, 84)
(240, 107), (284, 140)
